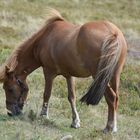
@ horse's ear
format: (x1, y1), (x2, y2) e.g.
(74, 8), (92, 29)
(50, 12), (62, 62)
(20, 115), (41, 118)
(5, 65), (10, 73)
(5, 65), (15, 80)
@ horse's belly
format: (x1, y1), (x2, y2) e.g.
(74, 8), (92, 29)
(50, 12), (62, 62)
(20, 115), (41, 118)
(66, 65), (91, 77)
(56, 58), (91, 77)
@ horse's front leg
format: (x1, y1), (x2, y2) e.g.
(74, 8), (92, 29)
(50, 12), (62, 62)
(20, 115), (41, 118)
(40, 71), (55, 118)
(66, 77), (80, 128)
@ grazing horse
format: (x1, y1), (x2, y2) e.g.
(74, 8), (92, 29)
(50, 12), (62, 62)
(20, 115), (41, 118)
(0, 9), (127, 132)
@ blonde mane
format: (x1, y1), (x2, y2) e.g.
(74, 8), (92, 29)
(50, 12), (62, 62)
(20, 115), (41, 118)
(0, 8), (64, 81)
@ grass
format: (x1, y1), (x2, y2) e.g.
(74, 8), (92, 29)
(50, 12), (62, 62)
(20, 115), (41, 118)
(0, 0), (140, 140)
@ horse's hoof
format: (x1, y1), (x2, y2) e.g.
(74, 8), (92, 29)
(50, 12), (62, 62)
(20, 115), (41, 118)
(40, 112), (46, 116)
(103, 127), (117, 134)
(71, 122), (80, 129)
(40, 112), (49, 119)
(103, 128), (110, 134)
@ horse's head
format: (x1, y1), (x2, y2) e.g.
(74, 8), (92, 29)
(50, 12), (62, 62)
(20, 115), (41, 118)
(2, 67), (29, 116)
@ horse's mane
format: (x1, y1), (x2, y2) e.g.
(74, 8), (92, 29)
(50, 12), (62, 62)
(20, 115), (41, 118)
(0, 8), (64, 81)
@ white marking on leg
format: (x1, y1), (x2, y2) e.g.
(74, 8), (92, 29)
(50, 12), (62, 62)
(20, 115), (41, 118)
(40, 102), (49, 119)
(103, 111), (117, 133)
(71, 105), (80, 128)
(113, 111), (117, 132)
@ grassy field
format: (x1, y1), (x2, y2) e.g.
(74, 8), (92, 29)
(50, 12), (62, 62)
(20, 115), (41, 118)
(0, 0), (140, 140)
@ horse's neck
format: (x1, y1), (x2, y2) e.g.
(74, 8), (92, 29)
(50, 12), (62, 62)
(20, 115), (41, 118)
(14, 24), (48, 78)
(15, 45), (40, 79)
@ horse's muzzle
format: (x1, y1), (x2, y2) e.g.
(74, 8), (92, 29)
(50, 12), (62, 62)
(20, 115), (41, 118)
(7, 104), (22, 116)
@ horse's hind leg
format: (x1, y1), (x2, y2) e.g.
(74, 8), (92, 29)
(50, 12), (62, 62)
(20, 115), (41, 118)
(40, 70), (56, 118)
(66, 77), (80, 128)
(104, 72), (120, 133)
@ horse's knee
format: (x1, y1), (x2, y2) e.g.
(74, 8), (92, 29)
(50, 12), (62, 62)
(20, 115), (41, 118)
(68, 95), (75, 103)
(110, 93), (116, 103)
(105, 86), (117, 106)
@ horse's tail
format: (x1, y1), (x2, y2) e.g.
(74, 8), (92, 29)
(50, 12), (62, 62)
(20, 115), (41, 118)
(80, 32), (121, 105)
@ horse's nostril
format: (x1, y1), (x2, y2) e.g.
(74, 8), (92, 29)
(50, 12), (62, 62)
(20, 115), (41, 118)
(18, 103), (24, 110)
(8, 104), (22, 116)
(16, 110), (22, 115)
(14, 106), (22, 115)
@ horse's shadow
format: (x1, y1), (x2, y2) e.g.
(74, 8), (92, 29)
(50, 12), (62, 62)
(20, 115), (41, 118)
(0, 112), (61, 130)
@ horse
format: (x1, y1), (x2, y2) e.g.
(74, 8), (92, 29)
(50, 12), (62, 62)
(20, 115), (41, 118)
(0, 9), (127, 133)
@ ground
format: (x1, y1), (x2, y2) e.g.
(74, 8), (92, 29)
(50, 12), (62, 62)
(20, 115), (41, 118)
(0, 0), (140, 140)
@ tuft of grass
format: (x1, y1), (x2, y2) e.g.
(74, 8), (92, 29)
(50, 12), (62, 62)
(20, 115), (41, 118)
(28, 109), (37, 122)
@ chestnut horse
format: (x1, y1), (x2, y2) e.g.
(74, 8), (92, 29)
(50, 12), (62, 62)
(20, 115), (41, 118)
(0, 9), (127, 133)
